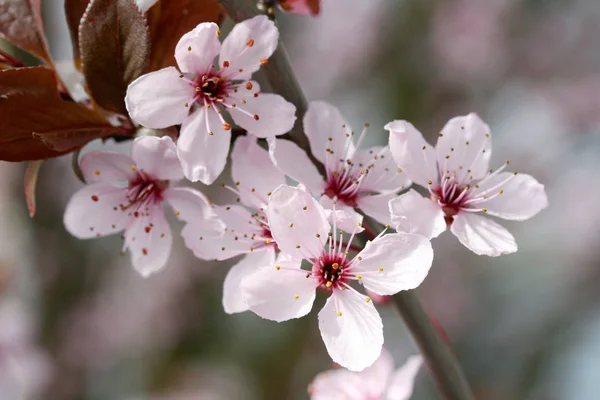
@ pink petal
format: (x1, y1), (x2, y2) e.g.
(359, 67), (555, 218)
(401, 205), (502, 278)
(471, 172), (548, 221)
(304, 101), (355, 165)
(177, 107), (231, 184)
(131, 136), (184, 181)
(279, 0), (320, 15)
(359, 349), (396, 398)
(242, 253), (317, 322)
(353, 233), (433, 296)
(223, 249), (276, 314)
(175, 22), (221, 74)
(231, 135), (286, 208)
(389, 189), (447, 239)
(318, 289), (383, 371)
(386, 120), (438, 188)
(353, 146), (411, 193)
(267, 185), (329, 260)
(219, 15), (279, 81)
(450, 212), (517, 256)
(182, 205), (262, 261)
(162, 187), (225, 235)
(125, 67), (196, 129)
(436, 113), (492, 183)
(319, 196), (364, 233)
(267, 137), (325, 194)
(309, 369), (364, 400)
(63, 183), (130, 239)
(123, 203), (172, 277)
(229, 93), (296, 137)
(80, 151), (137, 183)
(356, 192), (398, 226)
(385, 355), (423, 400)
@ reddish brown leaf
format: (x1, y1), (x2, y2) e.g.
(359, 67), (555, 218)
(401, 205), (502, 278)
(24, 160), (43, 217)
(278, 0), (320, 15)
(0, 0), (53, 64)
(0, 66), (59, 97)
(65, 0), (90, 70)
(148, 0), (225, 71)
(0, 93), (125, 161)
(79, 0), (151, 114)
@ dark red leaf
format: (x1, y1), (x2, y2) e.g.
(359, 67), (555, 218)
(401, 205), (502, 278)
(148, 0), (225, 71)
(0, 0), (53, 64)
(65, 0), (90, 70)
(79, 0), (151, 114)
(0, 66), (59, 97)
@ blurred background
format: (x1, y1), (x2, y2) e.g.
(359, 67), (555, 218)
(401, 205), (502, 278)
(2, 0), (600, 398)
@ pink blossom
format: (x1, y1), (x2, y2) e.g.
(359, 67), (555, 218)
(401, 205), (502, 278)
(125, 16), (297, 184)
(181, 135), (287, 314)
(308, 349), (423, 400)
(63, 136), (225, 277)
(386, 113), (548, 257)
(269, 101), (410, 225)
(241, 185), (433, 371)
(278, 0), (321, 15)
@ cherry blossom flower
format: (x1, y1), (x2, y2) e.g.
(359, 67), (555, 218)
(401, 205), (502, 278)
(269, 101), (410, 225)
(386, 113), (548, 256)
(241, 185), (433, 371)
(63, 136), (225, 277)
(308, 349), (423, 400)
(180, 135), (287, 314)
(125, 16), (296, 184)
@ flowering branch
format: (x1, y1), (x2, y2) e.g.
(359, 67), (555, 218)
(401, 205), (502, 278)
(219, 1), (476, 398)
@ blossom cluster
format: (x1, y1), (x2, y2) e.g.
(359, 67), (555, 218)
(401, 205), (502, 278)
(59, 14), (547, 396)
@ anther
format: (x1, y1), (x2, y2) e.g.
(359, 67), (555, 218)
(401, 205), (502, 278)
(223, 122), (231, 131)
(246, 39), (254, 47)
(91, 195), (99, 202)
(246, 82), (253, 90)
(223, 60), (230, 67)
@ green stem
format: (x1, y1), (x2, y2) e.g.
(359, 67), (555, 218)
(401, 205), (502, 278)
(393, 291), (475, 400)
(220, 1), (475, 399)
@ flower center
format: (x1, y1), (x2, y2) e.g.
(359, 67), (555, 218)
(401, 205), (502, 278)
(194, 73), (230, 103)
(312, 253), (350, 291)
(324, 170), (360, 207)
(121, 177), (166, 213)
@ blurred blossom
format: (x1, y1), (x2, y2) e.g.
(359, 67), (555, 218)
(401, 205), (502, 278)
(432, 0), (510, 83)
(0, 300), (51, 399)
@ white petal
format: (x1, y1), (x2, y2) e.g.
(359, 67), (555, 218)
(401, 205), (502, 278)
(223, 248), (276, 314)
(471, 172), (548, 221)
(352, 233), (433, 296)
(123, 204), (172, 277)
(304, 101), (355, 165)
(219, 15), (279, 81)
(267, 137), (325, 194)
(242, 254), (317, 322)
(182, 205), (261, 261)
(79, 151), (137, 183)
(63, 183), (130, 238)
(318, 289), (383, 371)
(229, 93), (296, 137)
(309, 369), (365, 400)
(162, 187), (225, 235)
(389, 190), (446, 239)
(319, 196), (364, 234)
(384, 355), (423, 400)
(353, 146), (411, 193)
(177, 107), (231, 184)
(175, 22), (220, 74)
(131, 136), (184, 181)
(450, 212), (517, 256)
(436, 113), (491, 182)
(358, 348), (395, 398)
(125, 67), (195, 129)
(267, 185), (329, 260)
(386, 120), (438, 188)
(356, 192), (398, 226)
(231, 135), (286, 208)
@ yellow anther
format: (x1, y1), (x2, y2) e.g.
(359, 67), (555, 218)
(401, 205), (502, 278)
(482, 208), (487, 213)
(175, 211), (180, 216)
(366, 297), (371, 303)
(131, 165), (136, 171)
(428, 180), (433, 185)
(95, 170), (101, 175)
(385, 224), (390, 229)
(356, 275), (362, 280)
(332, 263), (339, 270)
(294, 294), (299, 299)
(276, 265), (281, 270)
(337, 311), (342, 317)
(326, 281), (332, 288)
(378, 267), (384, 272)
(289, 223), (294, 227)
(266, 239), (271, 244)
(215, 29), (221, 36)
(422, 146), (426, 150)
